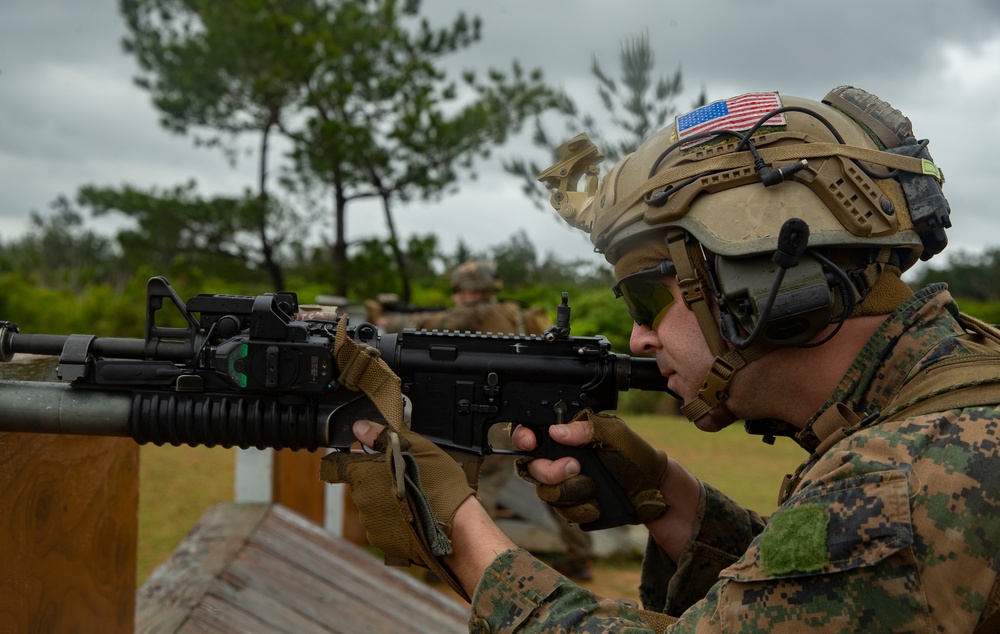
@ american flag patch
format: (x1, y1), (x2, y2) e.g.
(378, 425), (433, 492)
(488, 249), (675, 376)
(676, 92), (785, 143)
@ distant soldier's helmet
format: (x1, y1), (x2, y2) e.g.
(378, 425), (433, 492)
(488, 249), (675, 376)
(539, 86), (952, 431)
(449, 260), (502, 294)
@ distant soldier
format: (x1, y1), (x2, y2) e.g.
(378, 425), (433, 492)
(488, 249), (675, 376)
(375, 259), (596, 580)
(372, 260), (548, 335)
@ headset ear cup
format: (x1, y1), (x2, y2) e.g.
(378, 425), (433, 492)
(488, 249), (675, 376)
(714, 253), (836, 348)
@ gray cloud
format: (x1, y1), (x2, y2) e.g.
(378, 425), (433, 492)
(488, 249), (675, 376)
(2, 0), (999, 266)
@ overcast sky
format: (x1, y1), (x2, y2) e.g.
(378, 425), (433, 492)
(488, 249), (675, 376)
(2, 0), (999, 277)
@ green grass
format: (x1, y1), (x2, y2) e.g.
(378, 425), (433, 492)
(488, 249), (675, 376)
(137, 444), (235, 584)
(135, 413), (808, 586)
(624, 413), (806, 516)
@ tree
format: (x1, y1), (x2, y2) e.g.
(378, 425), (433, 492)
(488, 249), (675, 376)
(504, 32), (706, 208)
(120, 0), (556, 300)
(912, 247), (1000, 302)
(120, 0), (324, 289)
(0, 199), (120, 288)
(491, 230), (539, 288)
(74, 182), (301, 285)
(280, 0), (556, 299)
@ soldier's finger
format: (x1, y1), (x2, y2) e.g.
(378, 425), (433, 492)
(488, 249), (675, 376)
(352, 419), (384, 448)
(549, 419), (593, 446)
(511, 425), (538, 451)
(525, 456), (581, 485)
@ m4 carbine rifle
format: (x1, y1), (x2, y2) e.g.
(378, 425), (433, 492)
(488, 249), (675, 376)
(0, 277), (672, 530)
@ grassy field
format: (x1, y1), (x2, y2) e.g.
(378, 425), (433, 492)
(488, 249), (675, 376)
(136, 413), (808, 594)
(137, 444), (236, 583)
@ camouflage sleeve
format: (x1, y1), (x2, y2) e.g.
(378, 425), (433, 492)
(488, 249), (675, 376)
(469, 548), (660, 633)
(382, 305), (491, 333)
(639, 481), (766, 616)
(468, 482), (766, 633)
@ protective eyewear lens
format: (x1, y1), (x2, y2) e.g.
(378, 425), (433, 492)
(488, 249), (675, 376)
(613, 262), (676, 330)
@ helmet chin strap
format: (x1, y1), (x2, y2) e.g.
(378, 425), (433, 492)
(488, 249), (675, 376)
(666, 230), (772, 428)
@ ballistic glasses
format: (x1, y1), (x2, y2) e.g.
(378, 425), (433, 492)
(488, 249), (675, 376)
(612, 260), (677, 330)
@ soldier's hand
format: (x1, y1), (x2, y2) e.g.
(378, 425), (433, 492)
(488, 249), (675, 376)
(513, 409), (670, 527)
(321, 419), (475, 600)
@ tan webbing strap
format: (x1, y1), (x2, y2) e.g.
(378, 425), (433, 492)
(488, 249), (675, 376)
(637, 608), (678, 632)
(665, 227), (778, 426)
(666, 229), (727, 358)
(882, 367), (1000, 423)
(811, 403), (862, 457)
(959, 311), (1000, 343)
(680, 344), (772, 425)
(333, 317), (404, 429)
(595, 143), (939, 241)
(667, 227), (740, 426)
(329, 320), (471, 600)
(857, 249), (892, 290)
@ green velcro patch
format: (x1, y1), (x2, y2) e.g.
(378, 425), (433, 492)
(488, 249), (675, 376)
(760, 503), (829, 576)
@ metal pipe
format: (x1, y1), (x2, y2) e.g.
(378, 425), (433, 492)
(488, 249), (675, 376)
(0, 381), (132, 437)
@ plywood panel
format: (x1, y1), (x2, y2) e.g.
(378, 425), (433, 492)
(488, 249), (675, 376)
(272, 449), (325, 525)
(136, 503), (469, 634)
(0, 432), (138, 634)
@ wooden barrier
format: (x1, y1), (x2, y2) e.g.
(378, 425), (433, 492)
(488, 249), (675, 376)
(135, 503), (468, 633)
(239, 447), (367, 546)
(271, 448), (326, 525)
(0, 432), (139, 633)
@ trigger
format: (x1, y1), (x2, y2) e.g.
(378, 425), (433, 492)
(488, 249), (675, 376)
(554, 400), (568, 425)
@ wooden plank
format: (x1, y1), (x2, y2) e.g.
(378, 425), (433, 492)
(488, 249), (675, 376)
(135, 503), (269, 633)
(254, 506), (468, 632)
(225, 535), (467, 634)
(177, 593), (276, 634)
(0, 431), (138, 634)
(218, 544), (376, 634)
(271, 449), (325, 525)
(137, 503), (469, 633)
(195, 571), (334, 634)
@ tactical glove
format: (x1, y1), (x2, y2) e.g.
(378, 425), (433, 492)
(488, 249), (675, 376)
(321, 424), (475, 601)
(516, 409), (670, 528)
(320, 316), (475, 600)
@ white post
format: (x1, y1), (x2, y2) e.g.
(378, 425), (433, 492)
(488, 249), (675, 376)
(324, 479), (347, 538)
(234, 448), (272, 503)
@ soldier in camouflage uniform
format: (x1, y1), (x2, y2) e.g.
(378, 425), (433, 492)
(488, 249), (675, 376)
(327, 87), (1000, 632)
(375, 260), (539, 335)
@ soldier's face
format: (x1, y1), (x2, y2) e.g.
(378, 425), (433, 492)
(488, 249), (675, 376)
(628, 276), (728, 431)
(453, 290), (486, 306)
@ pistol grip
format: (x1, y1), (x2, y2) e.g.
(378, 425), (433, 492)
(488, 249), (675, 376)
(537, 433), (638, 531)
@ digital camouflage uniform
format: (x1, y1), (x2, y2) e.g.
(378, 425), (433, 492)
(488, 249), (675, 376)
(381, 298), (531, 335)
(469, 285), (1000, 633)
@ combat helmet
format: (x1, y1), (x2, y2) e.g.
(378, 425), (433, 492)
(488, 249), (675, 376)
(449, 260), (502, 295)
(539, 87), (951, 432)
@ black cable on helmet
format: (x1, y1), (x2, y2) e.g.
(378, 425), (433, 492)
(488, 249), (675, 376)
(798, 250), (857, 348)
(644, 129), (747, 207)
(738, 105), (919, 181)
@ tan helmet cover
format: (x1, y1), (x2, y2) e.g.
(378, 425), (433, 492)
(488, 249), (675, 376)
(449, 260), (502, 294)
(537, 90), (943, 428)
(546, 93), (936, 272)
